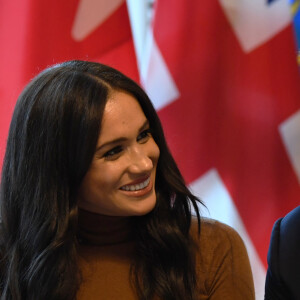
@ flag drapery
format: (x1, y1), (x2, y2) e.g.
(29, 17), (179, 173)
(0, 0), (139, 169)
(141, 0), (300, 297)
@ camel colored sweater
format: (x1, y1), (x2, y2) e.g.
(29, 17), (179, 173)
(76, 210), (255, 300)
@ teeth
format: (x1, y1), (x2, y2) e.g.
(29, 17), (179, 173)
(121, 177), (150, 191)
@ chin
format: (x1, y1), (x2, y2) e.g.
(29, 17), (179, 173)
(130, 197), (157, 216)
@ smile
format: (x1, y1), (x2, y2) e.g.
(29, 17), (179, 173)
(120, 177), (150, 191)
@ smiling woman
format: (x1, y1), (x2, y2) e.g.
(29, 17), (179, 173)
(0, 60), (255, 300)
(78, 91), (160, 217)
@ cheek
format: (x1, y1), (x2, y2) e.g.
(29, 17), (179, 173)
(90, 170), (118, 190)
(88, 164), (124, 190)
(78, 169), (118, 205)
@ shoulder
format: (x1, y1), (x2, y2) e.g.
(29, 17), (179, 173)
(279, 206), (300, 244)
(268, 206), (300, 274)
(265, 206), (300, 299)
(190, 217), (255, 299)
(190, 217), (246, 253)
(191, 217), (249, 265)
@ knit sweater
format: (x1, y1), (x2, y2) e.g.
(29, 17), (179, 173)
(76, 209), (255, 299)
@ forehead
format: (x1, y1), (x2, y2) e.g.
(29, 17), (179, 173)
(103, 91), (146, 124)
(98, 91), (147, 141)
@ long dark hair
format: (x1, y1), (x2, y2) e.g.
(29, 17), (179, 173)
(0, 60), (202, 300)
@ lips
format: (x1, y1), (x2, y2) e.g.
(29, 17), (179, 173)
(120, 176), (150, 191)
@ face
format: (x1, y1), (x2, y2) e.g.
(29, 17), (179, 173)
(78, 90), (160, 216)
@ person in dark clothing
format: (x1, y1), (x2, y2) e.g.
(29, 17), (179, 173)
(265, 206), (300, 299)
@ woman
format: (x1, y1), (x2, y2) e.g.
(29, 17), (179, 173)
(0, 60), (254, 299)
(265, 206), (300, 299)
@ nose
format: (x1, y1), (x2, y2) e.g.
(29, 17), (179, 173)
(127, 146), (153, 174)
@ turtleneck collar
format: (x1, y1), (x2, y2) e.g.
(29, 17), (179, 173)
(77, 209), (134, 246)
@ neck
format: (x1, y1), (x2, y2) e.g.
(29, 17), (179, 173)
(77, 209), (133, 245)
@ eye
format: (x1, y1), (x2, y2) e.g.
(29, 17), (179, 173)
(103, 146), (123, 160)
(137, 129), (152, 143)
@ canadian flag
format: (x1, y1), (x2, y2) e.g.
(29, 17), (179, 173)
(0, 0), (139, 169)
(140, 0), (300, 298)
(1, 0), (300, 298)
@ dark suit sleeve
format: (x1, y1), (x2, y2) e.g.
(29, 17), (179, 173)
(265, 206), (300, 300)
(264, 219), (290, 299)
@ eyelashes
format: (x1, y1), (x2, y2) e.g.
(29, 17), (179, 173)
(103, 145), (123, 159)
(137, 128), (152, 142)
(102, 128), (153, 160)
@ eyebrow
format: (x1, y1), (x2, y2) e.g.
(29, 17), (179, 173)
(96, 120), (150, 152)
